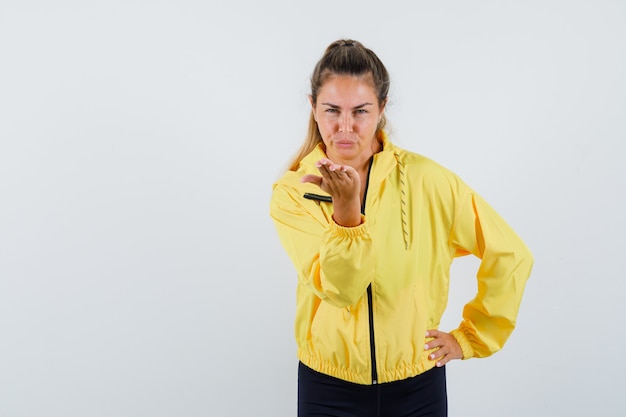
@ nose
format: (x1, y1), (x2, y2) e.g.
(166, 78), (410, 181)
(338, 113), (353, 133)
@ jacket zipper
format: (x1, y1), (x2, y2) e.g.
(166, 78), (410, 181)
(362, 159), (377, 385)
(367, 285), (378, 384)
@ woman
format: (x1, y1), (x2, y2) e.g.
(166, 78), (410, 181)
(270, 39), (533, 417)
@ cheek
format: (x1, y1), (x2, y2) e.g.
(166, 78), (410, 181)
(353, 117), (376, 132)
(317, 119), (337, 136)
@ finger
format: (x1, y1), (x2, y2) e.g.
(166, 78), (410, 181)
(316, 158), (331, 167)
(435, 348), (462, 367)
(316, 159), (340, 172)
(428, 344), (462, 367)
(424, 330), (444, 350)
(319, 164), (351, 186)
(318, 159), (350, 174)
(435, 356), (450, 367)
(424, 339), (443, 351)
(301, 174), (322, 187)
(317, 161), (345, 177)
(317, 159), (356, 178)
(316, 164), (335, 183)
(425, 329), (441, 338)
(428, 345), (449, 361)
(325, 164), (349, 178)
(340, 165), (358, 178)
(428, 347), (454, 369)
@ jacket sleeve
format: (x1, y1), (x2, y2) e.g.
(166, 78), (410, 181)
(448, 187), (534, 359)
(270, 183), (376, 308)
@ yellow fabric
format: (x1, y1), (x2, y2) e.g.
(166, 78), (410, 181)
(270, 134), (534, 384)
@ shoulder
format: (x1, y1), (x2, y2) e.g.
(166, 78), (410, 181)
(391, 143), (465, 189)
(271, 146), (329, 208)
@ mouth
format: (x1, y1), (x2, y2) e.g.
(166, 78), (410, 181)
(333, 134), (357, 144)
(334, 140), (355, 149)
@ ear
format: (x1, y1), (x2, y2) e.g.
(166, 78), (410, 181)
(380, 98), (388, 113)
(309, 95), (317, 121)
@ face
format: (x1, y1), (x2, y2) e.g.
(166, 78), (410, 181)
(312, 74), (385, 167)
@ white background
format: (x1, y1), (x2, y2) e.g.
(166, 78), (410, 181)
(1, 1), (624, 416)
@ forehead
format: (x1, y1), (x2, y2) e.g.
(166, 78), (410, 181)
(317, 74), (378, 104)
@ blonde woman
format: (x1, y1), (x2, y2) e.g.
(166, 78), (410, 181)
(270, 39), (533, 417)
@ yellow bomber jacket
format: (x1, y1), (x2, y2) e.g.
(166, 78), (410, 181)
(270, 134), (534, 385)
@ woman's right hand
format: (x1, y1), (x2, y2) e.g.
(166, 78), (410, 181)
(301, 158), (362, 227)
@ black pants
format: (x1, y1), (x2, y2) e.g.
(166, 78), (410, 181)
(298, 362), (447, 417)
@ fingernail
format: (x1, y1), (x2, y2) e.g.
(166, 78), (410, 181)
(430, 354), (435, 360)
(436, 362), (442, 367)
(424, 344), (429, 350)
(425, 331), (429, 337)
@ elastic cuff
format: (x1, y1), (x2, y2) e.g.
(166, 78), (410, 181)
(450, 328), (474, 360)
(329, 215), (367, 238)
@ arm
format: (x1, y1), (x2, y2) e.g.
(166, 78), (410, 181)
(270, 183), (375, 308)
(449, 188), (534, 359)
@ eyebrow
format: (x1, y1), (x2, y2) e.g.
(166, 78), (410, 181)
(320, 102), (374, 110)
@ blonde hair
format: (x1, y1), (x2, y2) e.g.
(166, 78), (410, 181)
(287, 39), (390, 171)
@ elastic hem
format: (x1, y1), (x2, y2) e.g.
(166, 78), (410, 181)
(299, 351), (370, 385)
(298, 350), (442, 385)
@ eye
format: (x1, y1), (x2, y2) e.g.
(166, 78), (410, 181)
(325, 108), (338, 113)
(355, 109), (368, 114)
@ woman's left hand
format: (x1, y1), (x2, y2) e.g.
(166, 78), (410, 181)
(424, 329), (463, 367)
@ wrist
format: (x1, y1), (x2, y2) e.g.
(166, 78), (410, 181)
(332, 199), (362, 227)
